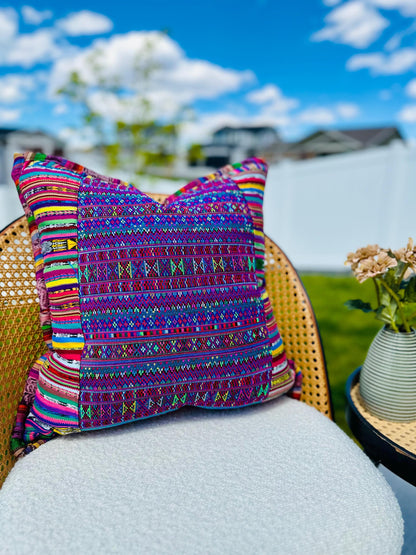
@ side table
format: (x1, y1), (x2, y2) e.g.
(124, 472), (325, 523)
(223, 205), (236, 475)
(346, 368), (416, 487)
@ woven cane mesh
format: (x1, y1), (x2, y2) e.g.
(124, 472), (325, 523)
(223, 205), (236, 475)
(263, 240), (331, 417)
(0, 218), (45, 488)
(351, 384), (416, 456)
(0, 194), (331, 488)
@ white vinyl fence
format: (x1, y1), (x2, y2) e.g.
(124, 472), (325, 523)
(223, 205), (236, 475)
(264, 140), (416, 271)
(1, 140), (415, 272)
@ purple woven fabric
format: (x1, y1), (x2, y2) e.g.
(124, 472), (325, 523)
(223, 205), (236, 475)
(11, 153), (295, 456)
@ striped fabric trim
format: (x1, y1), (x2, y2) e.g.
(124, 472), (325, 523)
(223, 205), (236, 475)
(12, 153), (53, 347)
(10, 356), (56, 457)
(226, 160), (292, 398)
(12, 153), (83, 439)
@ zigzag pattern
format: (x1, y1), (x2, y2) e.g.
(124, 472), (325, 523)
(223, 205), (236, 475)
(76, 160), (293, 430)
(11, 153), (295, 456)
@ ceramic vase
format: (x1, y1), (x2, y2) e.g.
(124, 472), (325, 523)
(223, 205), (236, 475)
(360, 326), (416, 422)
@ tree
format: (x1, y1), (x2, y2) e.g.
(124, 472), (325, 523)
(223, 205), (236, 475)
(187, 143), (204, 166)
(57, 35), (182, 178)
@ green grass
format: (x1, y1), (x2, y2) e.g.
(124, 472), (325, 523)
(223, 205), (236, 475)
(300, 273), (381, 436)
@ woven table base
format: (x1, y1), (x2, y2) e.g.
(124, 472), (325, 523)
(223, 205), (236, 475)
(351, 383), (416, 458)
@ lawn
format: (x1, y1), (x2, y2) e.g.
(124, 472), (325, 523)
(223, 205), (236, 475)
(300, 273), (381, 436)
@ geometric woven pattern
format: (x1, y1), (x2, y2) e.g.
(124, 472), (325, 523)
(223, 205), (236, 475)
(10, 152), (295, 457)
(0, 209), (333, 490)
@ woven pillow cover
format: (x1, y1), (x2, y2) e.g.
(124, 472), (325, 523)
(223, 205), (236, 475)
(11, 152), (296, 457)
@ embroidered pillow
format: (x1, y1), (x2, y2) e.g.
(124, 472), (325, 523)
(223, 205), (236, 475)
(11, 153), (295, 457)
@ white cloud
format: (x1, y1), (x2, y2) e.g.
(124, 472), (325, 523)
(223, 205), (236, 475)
(0, 107), (21, 122)
(180, 112), (244, 146)
(247, 85), (282, 104)
(0, 8), (18, 46)
(384, 21), (416, 51)
(347, 48), (416, 74)
(323, 0), (342, 5)
(0, 11), (68, 69)
(58, 126), (97, 149)
(347, 53), (383, 71)
(4, 29), (61, 68)
(405, 78), (416, 96)
(367, 0), (416, 16)
(21, 6), (53, 25)
(53, 103), (68, 115)
(156, 58), (254, 102)
(49, 31), (255, 117)
(297, 107), (336, 124)
(57, 10), (113, 36)
(86, 90), (150, 123)
(181, 111), (296, 148)
(312, 1), (389, 48)
(290, 103), (360, 126)
(336, 102), (360, 117)
(251, 113), (292, 127)
(0, 73), (36, 103)
(398, 104), (416, 121)
(246, 84), (299, 112)
(179, 106), (297, 147)
(384, 32), (403, 51)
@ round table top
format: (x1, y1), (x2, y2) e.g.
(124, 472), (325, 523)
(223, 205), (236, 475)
(346, 368), (416, 486)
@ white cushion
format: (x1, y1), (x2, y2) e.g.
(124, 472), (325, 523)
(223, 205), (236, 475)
(0, 397), (403, 554)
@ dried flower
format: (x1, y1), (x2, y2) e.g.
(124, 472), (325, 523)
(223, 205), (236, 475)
(345, 239), (416, 333)
(345, 244), (382, 272)
(404, 267), (415, 280)
(393, 238), (416, 271)
(354, 251), (397, 283)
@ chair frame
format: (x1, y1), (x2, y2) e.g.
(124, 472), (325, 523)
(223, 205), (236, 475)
(0, 203), (333, 488)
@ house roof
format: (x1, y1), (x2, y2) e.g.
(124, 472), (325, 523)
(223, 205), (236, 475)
(214, 125), (278, 135)
(291, 126), (403, 149)
(333, 126), (402, 146)
(0, 128), (57, 139)
(0, 128), (65, 147)
(0, 128), (18, 137)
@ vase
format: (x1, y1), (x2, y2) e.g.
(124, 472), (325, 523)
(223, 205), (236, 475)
(360, 326), (416, 422)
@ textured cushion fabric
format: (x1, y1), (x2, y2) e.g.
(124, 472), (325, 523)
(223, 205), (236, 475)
(11, 153), (294, 457)
(0, 398), (403, 555)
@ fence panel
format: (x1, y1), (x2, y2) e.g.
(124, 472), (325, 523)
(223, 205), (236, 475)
(264, 141), (416, 271)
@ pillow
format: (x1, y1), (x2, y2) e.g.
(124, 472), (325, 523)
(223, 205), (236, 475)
(11, 152), (296, 457)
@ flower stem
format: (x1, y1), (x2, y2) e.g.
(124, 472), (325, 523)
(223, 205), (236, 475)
(373, 277), (381, 308)
(398, 262), (410, 284)
(379, 277), (411, 332)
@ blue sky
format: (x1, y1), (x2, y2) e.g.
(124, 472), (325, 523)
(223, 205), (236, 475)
(2, 0), (416, 145)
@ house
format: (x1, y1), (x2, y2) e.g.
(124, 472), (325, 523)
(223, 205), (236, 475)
(192, 125), (283, 168)
(0, 129), (64, 184)
(285, 126), (403, 160)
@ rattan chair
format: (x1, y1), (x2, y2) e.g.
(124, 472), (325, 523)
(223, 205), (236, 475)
(0, 196), (332, 488)
(0, 202), (405, 554)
